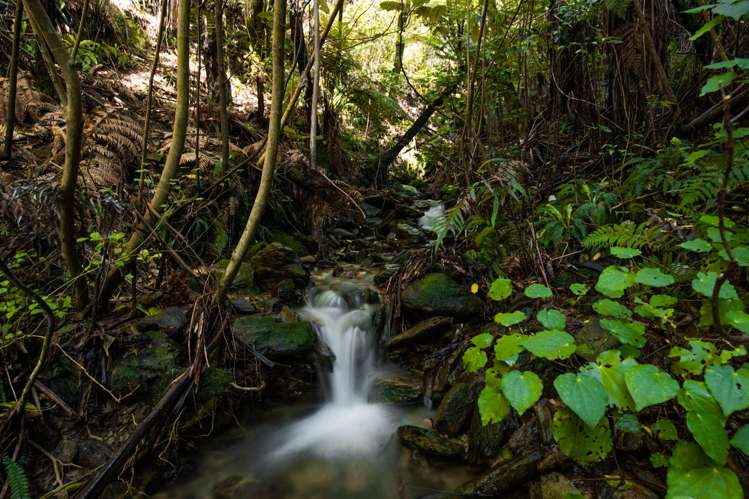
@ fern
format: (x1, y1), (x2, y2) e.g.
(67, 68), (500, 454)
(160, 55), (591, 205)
(3, 458), (30, 499)
(434, 204), (465, 250)
(582, 222), (665, 250)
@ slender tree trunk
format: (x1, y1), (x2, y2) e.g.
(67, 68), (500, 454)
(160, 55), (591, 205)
(98, 0), (191, 307)
(393, 0), (405, 73)
(255, 0), (344, 167)
(215, 0), (230, 175)
(1, 0), (23, 160)
(376, 84), (455, 185)
(138, 0), (168, 200)
(310, 0), (320, 169)
(462, 0), (489, 186)
(23, 0), (88, 307)
(218, 0), (286, 298)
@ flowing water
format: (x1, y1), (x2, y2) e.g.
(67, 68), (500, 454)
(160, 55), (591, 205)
(162, 271), (479, 498)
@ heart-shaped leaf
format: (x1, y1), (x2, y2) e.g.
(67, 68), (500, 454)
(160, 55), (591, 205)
(635, 267), (675, 287)
(494, 310), (527, 327)
(600, 319), (646, 347)
(667, 442), (742, 499)
(536, 308), (566, 329)
(679, 238), (712, 253)
(525, 283), (552, 299)
(586, 350), (637, 410)
(501, 370), (543, 416)
(554, 373), (608, 428)
(522, 329), (576, 360)
(705, 365), (749, 417)
(611, 247), (641, 259)
(477, 385), (510, 426)
(471, 333), (493, 349)
(624, 364), (679, 411)
(488, 278), (512, 301)
(552, 407), (612, 465)
(593, 299), (632, 318)
(569, 283), (589, 296)
(596, 266), (634, 298)
(677, 380), (725, 421)
(686, 410), (729, 465)
(462, 347), (488, 373)
(731, 424), (749, 457)
(494, 333), (525, 361)
(692, 272), (739, 300)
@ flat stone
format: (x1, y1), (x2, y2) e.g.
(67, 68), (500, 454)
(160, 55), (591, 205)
(459, 450), (544, 495)
(397, 425), (464, 459)
(386, 316), (453, 349)
(231, 315), (317, 359)
(402, 273), (482, 319)
(138, 306), (188, 335)
(373, 372), (422, 404)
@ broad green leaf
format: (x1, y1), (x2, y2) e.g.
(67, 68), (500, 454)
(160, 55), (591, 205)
(678, 380), (725, 421)
(705, 58), (749, 70)
(705, 365), (749, 417)
(700, 71), (736, 96)
(650, 294), (678, 307)
(524, 283), (552, 299)
(726, 309), (749, 333)
(494, 333), (525, 361)
(595, 266), (634, 298)
(713, 0), (749, 20)
(699, 215), (734, 229)
(718, 246), (749, 267)
(699, 298), (745, 327)
(686, 410), (729, 465)
(585, 350), (637, 410)
(610, 247), (641, 259)
(522, 329), (576, 360)
(600, 319), (646, 347)
(624, 364), (679, 411)
(635, 267), (675, 287)
(669, 341), (716, 376)
(552, 407), (612, 465)
(730, 424), (749, 456)
(707, 226), (734, 243)
(471, 333), (494, 349)
(536, 308), (566, 329)
(463, 347), (488, 373)
(494, 310), (527, 327)
(652, 419), (678, 441)
(593, 299), (632, 318)
(691, 272), (739, 300)
(690, 16), (722, 41)
(554, 373), (608, 428)
(667, 442), (742, 499)
(678, 238), (712, 253)
(501, 370), (543, 416)
(488, 278), (512, 301)
(477, 385), (510, 425)
(569, 283), (589, 296)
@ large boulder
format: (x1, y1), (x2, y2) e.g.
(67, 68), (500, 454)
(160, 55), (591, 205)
(231, 315), (317, 360)
(402, 273), (481, 319)
(250, 243), (309, 290)
(137, 306), (188, 336)
(397, 425), (464, 459)
(110, 331), (182, 401)
(434, 381), (479, 436)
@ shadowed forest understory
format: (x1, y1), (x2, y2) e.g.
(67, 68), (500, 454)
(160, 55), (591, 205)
(1, 0), (749, 497)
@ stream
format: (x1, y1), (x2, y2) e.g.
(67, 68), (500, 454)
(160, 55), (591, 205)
(161, 269), (479, 499)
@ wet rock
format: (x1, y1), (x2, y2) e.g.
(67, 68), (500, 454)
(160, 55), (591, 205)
(458, 450), (544, 496)
(299, 255), (317, 264)
(468, 410), (517, 461)
(110, 331), (181, 401)
(575, 318), (618, 361)
(211, 475), (258, 499)
(373, 372), (422, 404)
(266, 230), (311, 256)
(608, 481), (659, 499)
(314, 341), (336, 373)
(530, 472), (582, 499)
(402, 273), (481, 319)
(277, 278), (303, 305)
(55, 437), (78, 463)
(395, 222), (423, 238)
(196, 368), (233, 402)
(386, 316), (453, 349)
(508, 417), (543, 455)
(215, 259), (257, 292)
(138, 306), (188, 335)
(76, 439), (113, 469)
(231, 297), (257, 314)
(434, 381), (478, 436)
(397, 425), (465, 459)
(231, 315), (317, 359)
(250, 243), (309, 290)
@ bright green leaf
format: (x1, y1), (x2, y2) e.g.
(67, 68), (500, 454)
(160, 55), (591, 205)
(494, 333), (526, 361)
(596, 266), (634, 298)
(705, 365), (749, 417)
(488, 278), (513, 301)
(552, 407), (613, 465)
(700, 71), (736, 96)
(679, 238), (713, 253)
(692, 272), (738, 300)
(667, 442), (742, 499)
(730, 424), (749, 457)
(611, 247), (641, 259)
(593, 299), (632, 319)
(477, 385), (510, 426)
(471, 333), (494, 349)
(624, 364), (679, 411)
(678, 380), (725, 421)
(501, 370), (543, 416)
(522, 329), (576, 360)
(524, 283), (553, 299)
(569, 283), (589, 296)
(536, 308), (567, 329)
(494, 310), (527, 327)
(635, 267), (675, 287)
(686, 410), (729, 465)
(463, 347), (488, 373)
(600, 319), (646, 347)
(554, 373), (608, 428)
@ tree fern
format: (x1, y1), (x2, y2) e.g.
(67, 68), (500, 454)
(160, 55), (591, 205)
(434, 204), (465, 250)
(3, 458), (30, 499)
(582, 222), (665, 250)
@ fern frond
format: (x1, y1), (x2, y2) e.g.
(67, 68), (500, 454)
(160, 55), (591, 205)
(582, 222), (665, 250)
(434, 205), (465, 250)
(3, 458), (30, 499)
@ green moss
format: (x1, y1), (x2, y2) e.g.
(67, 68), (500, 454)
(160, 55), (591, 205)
(197, 368), (234, 402)
(231, 316), (317, 359)
(402, 273), (481, 318)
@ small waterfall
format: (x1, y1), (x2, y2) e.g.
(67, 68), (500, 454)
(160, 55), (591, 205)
(273, 281), (394, 458)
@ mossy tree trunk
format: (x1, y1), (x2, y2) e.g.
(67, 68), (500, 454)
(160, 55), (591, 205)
(98, 0), (191, 307)
(1, 0), (23, 161)
(218, 0), (286, 297)
(23, 0), (88, 308)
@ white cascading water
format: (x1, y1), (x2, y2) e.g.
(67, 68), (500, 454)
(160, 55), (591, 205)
(272, 285), (394, 458)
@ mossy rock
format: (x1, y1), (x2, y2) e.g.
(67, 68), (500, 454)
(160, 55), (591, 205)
(434, 381), (479, 436)
(231, 315), (317, 359)
(215, 259), (259, 293)
(397, 425), (464, 459)
(373, 373), (423, 404)
(110, 331), (182, 401)
(249, 243), (309, 290)
(402, 273), (481, 319)
(196, 368), (234, 403)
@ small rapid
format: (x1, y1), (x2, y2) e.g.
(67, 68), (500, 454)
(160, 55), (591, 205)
(273, 283), (395, 458)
